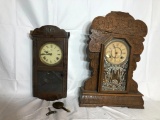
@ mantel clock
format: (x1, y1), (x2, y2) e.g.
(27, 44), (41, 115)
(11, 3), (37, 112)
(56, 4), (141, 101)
(79, 12), (147, 108)
(30, 25), (69, 100)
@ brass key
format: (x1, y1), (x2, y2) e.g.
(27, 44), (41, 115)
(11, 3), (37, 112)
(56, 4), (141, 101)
(46, 108), (56, 116)
(52, 102), (70, 112)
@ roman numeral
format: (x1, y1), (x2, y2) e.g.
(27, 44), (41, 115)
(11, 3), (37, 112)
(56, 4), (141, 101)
(43, 56), (46, 60)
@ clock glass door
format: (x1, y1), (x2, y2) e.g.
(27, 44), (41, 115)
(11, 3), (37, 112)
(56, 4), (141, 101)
(38, 71), (63, 94)
(99, 38), (130, 93)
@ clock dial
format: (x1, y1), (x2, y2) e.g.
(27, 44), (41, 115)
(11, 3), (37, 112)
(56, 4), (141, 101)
(105, 39), (129, 65)
(39, 43), (62, 66)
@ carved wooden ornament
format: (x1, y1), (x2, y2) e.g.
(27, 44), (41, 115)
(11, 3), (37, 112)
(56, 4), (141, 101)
(79, 11), (147, 108)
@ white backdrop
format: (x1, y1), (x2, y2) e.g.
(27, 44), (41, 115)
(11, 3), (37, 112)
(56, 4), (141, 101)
(1, 0), (160, 120)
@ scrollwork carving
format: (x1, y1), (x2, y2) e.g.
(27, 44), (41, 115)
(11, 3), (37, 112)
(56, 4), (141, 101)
(84, 53), (100, 90)
(30, 25), (68, 38)
(91, 12), (147, 37)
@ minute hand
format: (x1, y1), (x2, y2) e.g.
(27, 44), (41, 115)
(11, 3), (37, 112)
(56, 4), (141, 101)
(40, 53), (52, 55)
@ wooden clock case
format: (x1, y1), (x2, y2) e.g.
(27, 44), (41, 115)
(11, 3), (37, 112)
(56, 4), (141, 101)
(30, 25), (69, 101)
(79, 12), (147, 108)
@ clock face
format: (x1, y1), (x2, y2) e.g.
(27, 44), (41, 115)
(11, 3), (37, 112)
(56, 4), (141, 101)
(105, 39), (129, 65)
(39, 43), (63, 66)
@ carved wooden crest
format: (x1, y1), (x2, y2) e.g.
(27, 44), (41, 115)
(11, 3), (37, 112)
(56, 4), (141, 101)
(30, 25), (68, 38)
(89, 12), (147, 52)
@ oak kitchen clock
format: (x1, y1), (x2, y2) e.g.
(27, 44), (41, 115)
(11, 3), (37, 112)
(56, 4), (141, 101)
(30, 25), (69, 100)
(79, 12), (147, 108)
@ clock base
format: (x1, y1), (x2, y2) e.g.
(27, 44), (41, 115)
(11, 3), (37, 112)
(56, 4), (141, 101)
(79, 87), (144, 109)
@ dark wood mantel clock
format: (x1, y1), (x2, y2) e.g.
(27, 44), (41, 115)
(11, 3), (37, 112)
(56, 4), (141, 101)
(30, 25), (69, 101)
(79, 11), (147, 108)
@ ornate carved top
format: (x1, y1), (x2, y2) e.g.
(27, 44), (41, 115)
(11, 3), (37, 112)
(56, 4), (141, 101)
(30, 25), (69, 38)
(89, 12), (147, 53)
(91, 11), (147, 37)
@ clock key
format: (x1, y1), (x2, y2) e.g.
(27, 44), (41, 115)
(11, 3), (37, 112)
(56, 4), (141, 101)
(46, 108), (57, 116)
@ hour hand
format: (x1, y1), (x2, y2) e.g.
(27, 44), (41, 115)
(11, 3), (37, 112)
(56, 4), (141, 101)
(44, 51), (48, 53)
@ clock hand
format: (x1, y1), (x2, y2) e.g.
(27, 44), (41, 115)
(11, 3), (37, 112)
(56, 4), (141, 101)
(111, 44), (117, 58)
(44, 51), (49, 53)
(111, 49), (116, 58)
(41, 53), (52, 55)
(113, 44), (119, 58)
(115, 48), (118, 58)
